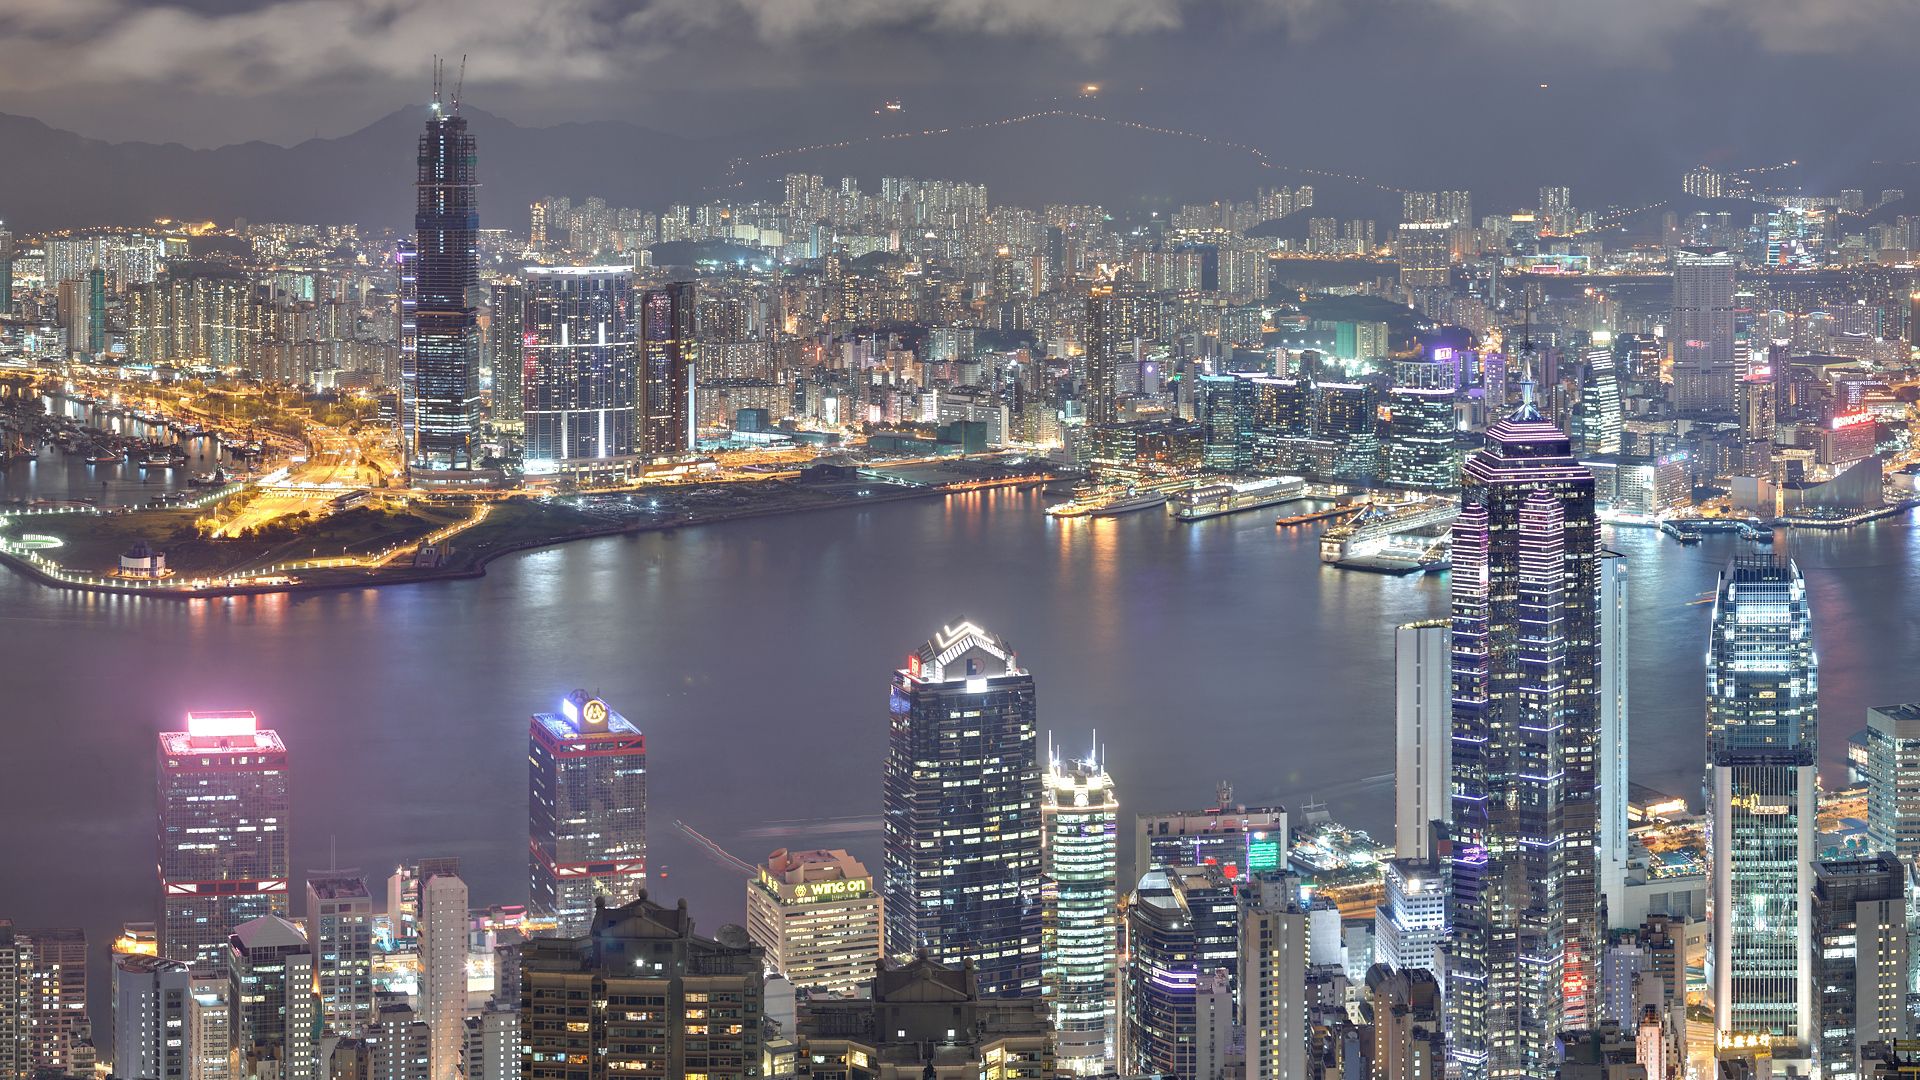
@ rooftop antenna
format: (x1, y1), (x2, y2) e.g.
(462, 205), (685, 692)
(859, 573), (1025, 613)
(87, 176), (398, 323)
(452, 54), (467, 114)
(1515, 283), (1539, 420)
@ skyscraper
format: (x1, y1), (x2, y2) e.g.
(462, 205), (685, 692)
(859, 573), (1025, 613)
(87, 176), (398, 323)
(1374, 858), (1446, 975)
(882, 621), (1043, 998)
(1040, 753), (1119, 1074)
(1084, 279), (1147, 435)
(0, 220), (13, 317)
(409, 70), (481, 473)
(1367, 964), (1446, 1080)
(0, 924), (21, 1080)
(111, 954), (192, 1080)
(520, 266), (637, 475)
(486, 280), (524, 431)
(1707, 555), (1817, 1072)
(528, 691), (647, 937)
(1240, 874), (1310, 1080)
(1671, 248), (1737, 411)
(638, 282), (695, 457)
(1577, 340), (1624, 454)
(417, 870), (467, 1080)
(304, 872), (373, 1036)
(1121, 865), (1241, 1080)
(158, 711), (291, 975)
(20, 928), (87, 1076)
(1812, 855), (1910, 1080)
(1864, 703), (1920, 869)
(227, 916), (316, 1080)
(395, 240), (418, 450)
(1446, 409), (1601, 1080)
(1394, 620), (1450, 860)
(1598, 555), (1632, 927)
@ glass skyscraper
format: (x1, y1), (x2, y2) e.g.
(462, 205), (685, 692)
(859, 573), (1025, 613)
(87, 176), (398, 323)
(1041, 754), (1119, 1074)
(408, 82), (480, 473)
(1707, 555), (1817, 1071)
(520, 266), (636, 475)
(882, 621), (1043, 998)
(528, 691), (647, 936)
(1446, 409), (1601, 1080)
(638, 282), (696, 458)
(157, 711), (290, 975)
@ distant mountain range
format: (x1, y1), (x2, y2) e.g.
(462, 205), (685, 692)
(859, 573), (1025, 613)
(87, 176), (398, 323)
(0, 106), (1400, 234)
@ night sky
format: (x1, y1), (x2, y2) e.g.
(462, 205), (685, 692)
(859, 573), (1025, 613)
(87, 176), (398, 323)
(5, 0), (1920, 205)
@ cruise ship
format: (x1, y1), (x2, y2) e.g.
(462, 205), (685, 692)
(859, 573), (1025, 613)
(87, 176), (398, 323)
(1046, 480), (1190, 518)
(1319, 496), (1459, 564)
(1168, 476), (1307, 521)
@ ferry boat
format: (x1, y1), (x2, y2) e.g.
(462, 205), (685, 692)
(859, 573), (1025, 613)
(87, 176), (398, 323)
(1168, 476), (1306, 521)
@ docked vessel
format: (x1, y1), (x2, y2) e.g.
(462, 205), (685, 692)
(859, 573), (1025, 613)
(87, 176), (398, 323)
(1088, 489), (1169, 517)
(1168, 476), (1307, 521)
(1319, 497), (1459, 564)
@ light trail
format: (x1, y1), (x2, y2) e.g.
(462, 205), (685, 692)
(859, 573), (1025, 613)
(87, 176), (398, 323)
(675, 819), (756, 876)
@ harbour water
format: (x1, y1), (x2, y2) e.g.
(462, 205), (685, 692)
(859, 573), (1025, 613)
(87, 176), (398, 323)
(2, 485), (1918, 1005)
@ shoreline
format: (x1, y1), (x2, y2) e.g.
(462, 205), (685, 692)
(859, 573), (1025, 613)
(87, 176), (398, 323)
(0, 477), (1051, 601)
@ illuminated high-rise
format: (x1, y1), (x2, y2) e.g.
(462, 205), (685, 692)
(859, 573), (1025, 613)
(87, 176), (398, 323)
(1598, 555), (1631, 926)
(1707, 555), (1817, 1072)
(638, 282), (695, 457)
(486, 280), (524, 431)
(1671, 248), (1737, 411)
(20, 928), (86, 1075)
(1084, 276), (1150, 443)
(409, 71), (481, 473)
(528, 691), (647, 936)
(882, 621), (1043, 998)
(227, 915), (316, 1080)
(520, 267), (637, 476)
(1576, 339), (1623, 454)
(1446, 408), (1601, 1080)
(111, 953), (192, 1080)
(304, 872), (372, 1035)
(1394, 620), (1450, 860)
(158, 711), (291, 975)
(418, 870), (467, 1080)
(744, 849), (881, 998)
(1041, 754), (1118, 1074)
(1812, 855), (1909, 1080)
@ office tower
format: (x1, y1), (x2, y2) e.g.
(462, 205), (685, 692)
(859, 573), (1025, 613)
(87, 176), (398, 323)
(1084, 278), (1148, 435)
(227, 915), (317, 1080)
(638, 282), (696, 457)
(1398, 222), (1452, 289)
(1598, 555), (1631, 927)
(519, 267), (636, 474)
(1135, 791), (1287, 876)
(1040, 755), (1119, 1074)
(410, 73), (482, 472)
(1381, 385), (1458, 490)
(1707, 556), (1817, 1071)
(528, 691), (647, 936)
(1578, 343), (1624, 454)
(186, 977), (230, 1080)
(794, 954), (1055, 1080)
(1813, 856), (1910, 1080)
(1865, 703), (1920, 867)
(158, 711), (291, 975)
(882, 621), (1043, 998)
(369, 1002), (431, 1080)
(418, 870), (467, 1080)
(1120, 865), (1239, 1080)
(1241, 874), (1310, 1080)
(305, 872), (373, 1035)
(1736, 374), (1777, 477)
(1368, 964), (1445, 1080)
(1374, 858), (1447, 975)
(1670, 248), (1737, 411)
(112, 954), (192, 1080)
(1394, 621), (1451, 860)
(486, 281), (524, 429)
(519, 895), (764, 1080)
(1447, 408), (1601, 1080)
(395, 239), (417, 446)
(20, 928), (86, 1075)
(744, 849), (881, 998)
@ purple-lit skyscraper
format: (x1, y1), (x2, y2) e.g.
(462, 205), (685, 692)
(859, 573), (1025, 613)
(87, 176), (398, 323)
(157, 711), (290, 975)
(528, 690), (647, 936)
(1445, 408), (1600, 1080)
